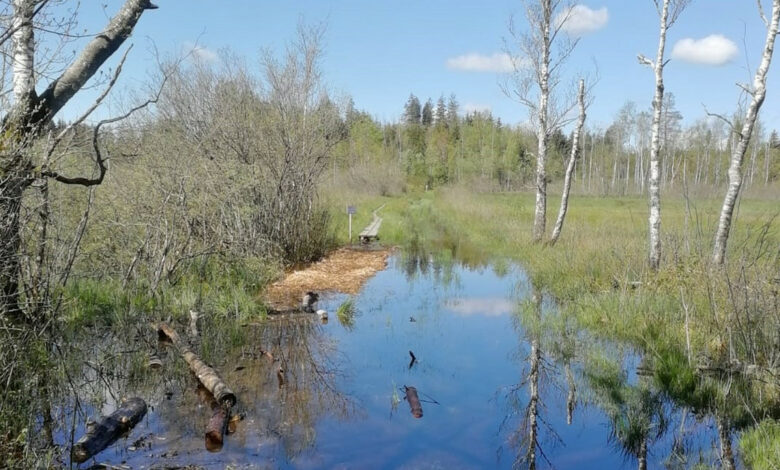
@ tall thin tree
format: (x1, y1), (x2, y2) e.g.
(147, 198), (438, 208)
(504, 0), (580, 242)
(638, 0), (689, 270)
(712, 0), (780, 266)
(550, 78), (587, 245)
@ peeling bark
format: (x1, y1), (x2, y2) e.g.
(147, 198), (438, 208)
(532, 1), (553, 243)
(641, 0), (672, 271)
(550, 79), (586, 245)
(712, 0), (780, 266)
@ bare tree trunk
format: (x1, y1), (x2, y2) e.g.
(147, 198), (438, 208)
(639, 0), (676, 271)
(565, 362), (576, 425)
(533, 73), (549, 242)
(550, 79), (586, 245)
(525, 291), (542, 470)
(638, 438), (648, 470)
(764, 141), (771, 185)
(1, 0), (157, 319)
(713, 0), (780, 266)
(533, 38), (550, 242)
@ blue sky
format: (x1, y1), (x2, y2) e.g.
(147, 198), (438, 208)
(63, 1), (780, 132)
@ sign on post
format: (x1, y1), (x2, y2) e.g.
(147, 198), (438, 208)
(347, 205), (356, 243)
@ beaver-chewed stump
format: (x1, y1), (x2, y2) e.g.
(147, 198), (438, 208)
(71, 397), (147, 463)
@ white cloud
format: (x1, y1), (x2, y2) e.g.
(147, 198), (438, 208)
(183, 41), (218, 63)
(671, 35), (738, 66)
(446, 52), (516, 73)
(446, 297), (515, 316)
(556, 5), (608, 36)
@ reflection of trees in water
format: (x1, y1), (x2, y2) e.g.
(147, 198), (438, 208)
(399, 232), (495, 284)
(584, 356), (668, 470)
(40, 323), (179, 462)
(503, 287), (558, 470)
(43, 313), (353, 463)
(245, 315), (354, 459)
(500, 282), (753, 470)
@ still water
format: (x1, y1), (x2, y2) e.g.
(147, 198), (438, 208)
(63, 254), (728, 469)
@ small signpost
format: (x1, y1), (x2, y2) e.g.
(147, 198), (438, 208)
(347, 205), (356, 243)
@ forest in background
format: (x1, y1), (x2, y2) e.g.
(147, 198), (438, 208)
(1, 0), (779, 468)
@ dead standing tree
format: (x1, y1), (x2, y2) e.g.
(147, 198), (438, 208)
(712, 0), (780, 266)
(637, 0), (690, 270)
(1, 0), (159, 320)
(550, 78), (587, 245)
(504, 0), (579, 243)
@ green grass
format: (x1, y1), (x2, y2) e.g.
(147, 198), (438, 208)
(741, 419), (780, 470)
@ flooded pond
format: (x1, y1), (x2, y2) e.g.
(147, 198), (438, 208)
(60, 253), (731, 469)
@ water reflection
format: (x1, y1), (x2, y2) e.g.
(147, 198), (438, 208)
(42, 249), (776, 468)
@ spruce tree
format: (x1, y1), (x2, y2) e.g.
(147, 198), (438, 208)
(422, 98), (434, 126)
(404, 94), (421, 124)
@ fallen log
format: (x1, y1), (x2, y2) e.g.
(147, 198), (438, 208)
(71, 397), (147, 463)
(158, 322), (236, 406)
(404, 386), (423, 418)
(205, 403), (230, 452)
(196, 384), (232, 452)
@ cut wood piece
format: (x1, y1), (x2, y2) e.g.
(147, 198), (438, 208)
(158, 322), (236, 406)
(71, 397), (147, 463)
(205, 404), (230, 452)
(404, 386), (423, 418)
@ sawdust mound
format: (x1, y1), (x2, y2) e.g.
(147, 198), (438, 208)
(265, 247), (392, 309)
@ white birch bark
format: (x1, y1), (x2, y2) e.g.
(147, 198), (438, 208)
(639, 0), (673, 271)
(532, 2), (552, 242)
(11, 0), (35, 110)
(550, 79), (586, 245)
(712, 0), (780, 266)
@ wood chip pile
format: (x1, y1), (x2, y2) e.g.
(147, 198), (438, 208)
(265, 247), (391, 309)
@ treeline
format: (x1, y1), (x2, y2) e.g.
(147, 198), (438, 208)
(331, 92), (780, 196)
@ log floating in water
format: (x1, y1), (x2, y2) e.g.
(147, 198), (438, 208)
(196, 384), (232, 452)
(205, 403), (230, 452)
(71, 397), (147, 463)
(404, 386), (423, 418)
(158, 322), (236, 406)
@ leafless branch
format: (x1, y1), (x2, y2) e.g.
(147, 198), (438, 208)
(637, 54), (655, 69)
(703, 105), (737, 135)
(43, 56), (170, 187)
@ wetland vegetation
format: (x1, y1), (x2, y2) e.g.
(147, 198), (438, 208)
(1, 1), (780, 469)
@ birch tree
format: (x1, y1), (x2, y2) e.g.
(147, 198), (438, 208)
(0, 0), (158, 319)
(638, 0), (689, 270)
(550, 78), (586, 245)
(712, 0), (780, 266)
(504, 0), (579, 242)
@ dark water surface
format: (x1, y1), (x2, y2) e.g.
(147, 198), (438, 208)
(61, 254), (729, 469)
